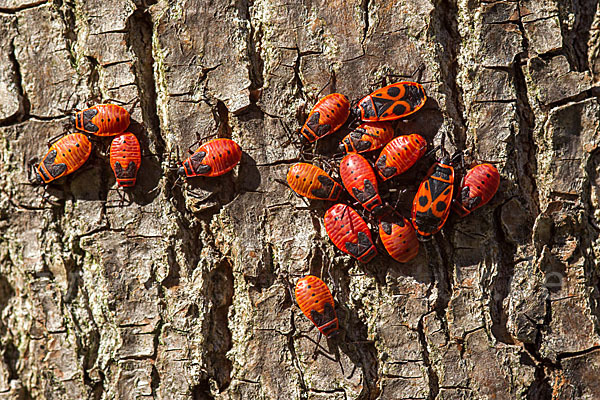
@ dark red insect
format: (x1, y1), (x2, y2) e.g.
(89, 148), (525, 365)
(339, 121), (394, 153)
(412, 157), (454, 238)
(179, 138), (242, 178)
(286, 163), (342, 201)
(324, 203), (377, 263)
(295, 275), (339, 338)
(453, 163), (500, 217)
(378, 214), (419, 263)
(32, 133), (92, 184)
(376, 134), (427, 180)
(352, 81), (427, 122)
(300, 93), (350, 143)
(109, 133), (141, 188)
(339, 153), (383, 214)
(72, 104), (130, 136)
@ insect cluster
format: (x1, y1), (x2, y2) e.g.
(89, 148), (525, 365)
(30, 104), (141, 191)
(287, 81), (501, 337)
(29, 104), (244, 199)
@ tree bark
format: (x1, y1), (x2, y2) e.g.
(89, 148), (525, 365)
(1, 0), (600, 399)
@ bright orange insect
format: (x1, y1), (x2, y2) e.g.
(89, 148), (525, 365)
(411, 157), (454, 237)
(324, 204), (377, 263)
(339, 153), (383, 214)
(453, 163), (500, 217)
(295, 275), (339, 338)
(300, 93), (350, 143)
(109, 133), (141, 187)
(353, 82), (426, 122)
(286, 163), (342, 201)
(32, 133), (92, 184)
(378, 214), (419, 262)
(339, 121), (394, 153)
(72, 104), (130, 136)
(376, 134), (427, 180)
(179, 138), (242, 178)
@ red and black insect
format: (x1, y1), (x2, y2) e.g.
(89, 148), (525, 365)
(295, 275), (339, 338)
(339, 121), (394, 153)
(378, 214), (419, 263)
(31, 133), (92, 184)
(179, 138), (242, 178)
(324, 203), (377, 263)
(72, 104), (130, 136)
(300, 93), (350, 143)
(286, 163), (342, 201)
(339, 153), (383, 214)
(453, 163), (500, 217)
(376, 134), (427, 180)
(412, 156), (454, 238)
(109, 133), (141, 187)
(352, 81), (427, 122)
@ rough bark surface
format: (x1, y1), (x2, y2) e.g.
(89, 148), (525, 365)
(0, 0), (599, 399)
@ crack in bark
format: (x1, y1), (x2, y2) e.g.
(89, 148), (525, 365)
(0, 0), (47, 14)
(0, 38), (30, 127)
(430, 0), (467, 149)
(125, 7), (165, 159)
(513, 8), (540, 216)
(360, 0), (370, 45)
(417, 315), (439, 400)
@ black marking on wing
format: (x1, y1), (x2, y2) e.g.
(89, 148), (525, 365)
(313, 301), (336, 324)
(360, 98), (376, 119)
(48, 163), (67, 178)
(405, 84), (426, 107)
(114, 161), (137, 179)
(371, 96), (395, 117)
(42, 150), (67, 178)
(381, 221), (392, 235)
(306, 112), (331, 138)
(189, 151), (211, 174)
(352, 179), (377, 203)
(82, 108), (99, 133)
(377, 155), (397, 178)
(345, 231), (373, 257)
(350, 130), (372, 152)
(461, 186), (482, 210)
(387, 86), (401, 97)
(312, 174), (336, 199)
(428, 176), (450, 200)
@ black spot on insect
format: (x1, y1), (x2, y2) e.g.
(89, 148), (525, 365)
(308, 285), (311, 289)
(387, 86), (401, 97)
(76, 143), (80, 147)
(419, 196), (428, 206)
(392, 104), (406, 116)
(296, 174), (300, 179)
(486, 173), (491, 178)
(436, 201), (447, 212)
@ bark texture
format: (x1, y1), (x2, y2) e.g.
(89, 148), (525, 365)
(1, 0), (600, 399)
